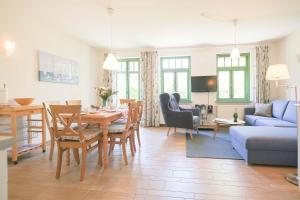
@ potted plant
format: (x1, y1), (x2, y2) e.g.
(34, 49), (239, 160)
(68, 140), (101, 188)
(94, 86), (117, 107)
(233, 107), (238, 122)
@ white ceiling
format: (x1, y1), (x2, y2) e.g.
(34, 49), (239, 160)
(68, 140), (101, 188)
(2, 0), (300, 49)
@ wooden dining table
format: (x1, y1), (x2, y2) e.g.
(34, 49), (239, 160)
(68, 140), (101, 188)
(65, 110), (123, 167)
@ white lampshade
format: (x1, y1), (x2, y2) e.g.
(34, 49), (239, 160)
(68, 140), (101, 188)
(103, 53), (119, 70)
(230, 48), (240, 59)
(266, 64), (290, 81)
(4, 41), (15, 56)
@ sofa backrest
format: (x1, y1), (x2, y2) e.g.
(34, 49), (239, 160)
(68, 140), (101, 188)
(282, 101), (297, 123)
(272, 100), (289, 119)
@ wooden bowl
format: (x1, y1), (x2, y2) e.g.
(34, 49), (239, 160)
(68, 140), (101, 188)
(14, 98), (35, 106)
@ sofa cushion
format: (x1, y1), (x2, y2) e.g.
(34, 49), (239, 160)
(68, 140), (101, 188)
(272, 100), (289, 119)
(255, 119), (296, 127)
(282, 101), (297, 124)
(244, 115), (277, 126)
(230, 126), (297, 151)
(254, 103), (272, 117)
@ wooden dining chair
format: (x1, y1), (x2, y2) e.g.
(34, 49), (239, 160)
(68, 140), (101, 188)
(50, 105), (102, 181)
(119, 99), (135, 106)
(66, 100), (81, 105)
(42, 101), (60, 160)
(135, 101), (144, 147)
(108, 102), (136, 165)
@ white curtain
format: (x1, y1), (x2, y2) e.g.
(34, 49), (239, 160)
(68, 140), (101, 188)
(141, 51), (160, 127)
(256, 45), (270, 103)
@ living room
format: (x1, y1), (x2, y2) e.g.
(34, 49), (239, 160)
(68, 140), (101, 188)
(0, 0), (300, 200)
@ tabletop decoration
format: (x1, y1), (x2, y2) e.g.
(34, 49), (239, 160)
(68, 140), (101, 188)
(94, 86), (117, 107)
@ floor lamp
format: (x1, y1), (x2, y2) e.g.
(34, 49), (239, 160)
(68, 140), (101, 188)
(266, 64), (298, 185)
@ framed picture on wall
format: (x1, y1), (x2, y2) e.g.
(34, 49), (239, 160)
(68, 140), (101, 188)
(38, 51), (79, 85)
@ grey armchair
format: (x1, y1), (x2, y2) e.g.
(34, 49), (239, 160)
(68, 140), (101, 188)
(159, 93), (200, 139)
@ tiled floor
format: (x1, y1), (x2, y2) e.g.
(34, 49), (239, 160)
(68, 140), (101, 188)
(8, 127), (300, 200)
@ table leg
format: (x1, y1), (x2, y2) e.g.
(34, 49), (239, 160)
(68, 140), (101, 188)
(214, 124), (218, 139)
(11, 113), (18, 164)
(41, 109), (46, 152)
(102, 124), (109, 167)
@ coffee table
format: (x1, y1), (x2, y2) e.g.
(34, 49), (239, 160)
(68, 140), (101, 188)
(212, 118), (245, 138)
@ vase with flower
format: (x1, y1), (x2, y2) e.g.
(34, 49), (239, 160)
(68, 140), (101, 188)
(95, 86), (117, 108)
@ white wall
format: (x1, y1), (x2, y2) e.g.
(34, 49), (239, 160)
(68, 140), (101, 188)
(0, 17), (103, 107)
(114, 44), (257, 122)
(269, 29), (300, 101)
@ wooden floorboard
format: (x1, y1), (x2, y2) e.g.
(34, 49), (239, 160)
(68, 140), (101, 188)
(8, 127), (300, 200)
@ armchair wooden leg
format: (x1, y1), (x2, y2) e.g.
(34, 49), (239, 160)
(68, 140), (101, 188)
(189, 129), (193, 139)
(196, 129), (199, 135)
(167, 127), (171, 136)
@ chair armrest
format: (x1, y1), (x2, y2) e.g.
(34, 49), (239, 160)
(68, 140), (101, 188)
(167, 110), (193, 129)
(244, 107), (255, 116)
(179, 107), (200, 116)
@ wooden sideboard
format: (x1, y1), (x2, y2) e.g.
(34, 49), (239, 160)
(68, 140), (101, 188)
(0, 105), (46, 164)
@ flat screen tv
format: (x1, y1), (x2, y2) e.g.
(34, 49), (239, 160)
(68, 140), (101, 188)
(191, 76), (217, 92)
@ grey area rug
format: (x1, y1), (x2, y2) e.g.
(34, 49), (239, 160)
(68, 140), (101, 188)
(186, 130), (242, 160)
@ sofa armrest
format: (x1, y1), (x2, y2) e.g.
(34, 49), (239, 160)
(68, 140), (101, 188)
(244, 107), (255, 116)
(179, 107), (200, 116)
(167, 110), (193, 129)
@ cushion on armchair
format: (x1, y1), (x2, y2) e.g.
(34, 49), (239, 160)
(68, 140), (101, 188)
(168, 94), (180, 111)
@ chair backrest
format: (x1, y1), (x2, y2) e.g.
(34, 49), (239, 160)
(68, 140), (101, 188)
(66, 100), (82, 105)
(125, 102), (138, 131)
(120, 99), (135, 105)
(136, 101), (143, 124)
(42, 101), (60, 130)
(50, 105), (84, 141)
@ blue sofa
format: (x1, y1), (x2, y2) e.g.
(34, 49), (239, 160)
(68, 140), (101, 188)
(230, 100), (298, 166)
(244, 100), (297, 127)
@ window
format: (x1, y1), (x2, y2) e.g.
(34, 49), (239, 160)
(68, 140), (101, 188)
(216, 53), (250, 103)
(115, 58), (140, 101)
(161, 56), (191, 102)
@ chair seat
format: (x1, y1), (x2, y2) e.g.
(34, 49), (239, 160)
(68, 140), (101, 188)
(113, 118), (127, 124)
(60, 127), (102, 141)
(108, 123), (128, 133)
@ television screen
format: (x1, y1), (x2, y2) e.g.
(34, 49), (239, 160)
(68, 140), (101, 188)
(191, 76), (217, 92)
